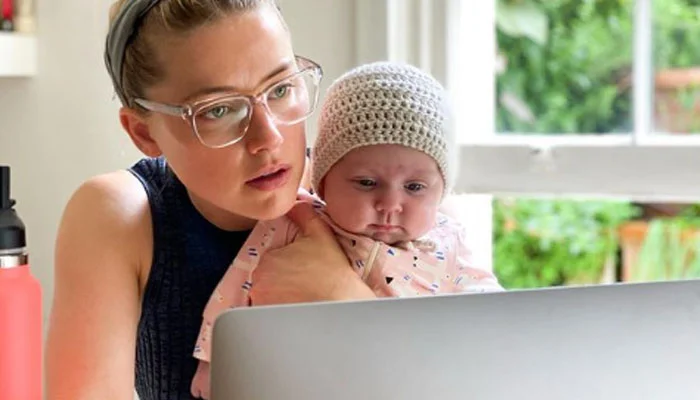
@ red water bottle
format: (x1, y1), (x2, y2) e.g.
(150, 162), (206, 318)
(0, 0), (13, 31)
(0, 165), (42, 400)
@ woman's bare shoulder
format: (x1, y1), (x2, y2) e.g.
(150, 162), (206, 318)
(56, 169), (153, 281)
(69, 169), (147, 212)
(46, 169), (154, 398)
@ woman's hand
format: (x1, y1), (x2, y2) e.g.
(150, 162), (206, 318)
(250, 197), (375, 306)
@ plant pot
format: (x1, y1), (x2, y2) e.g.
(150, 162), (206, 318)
(654, 67), (700, 134)
(618, 220), (700, 282)
(564, 254), (616, 286)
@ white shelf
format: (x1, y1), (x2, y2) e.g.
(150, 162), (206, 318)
(0, 32), (37, 77)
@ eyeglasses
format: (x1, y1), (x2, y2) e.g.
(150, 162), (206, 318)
(134, 56), (323, 149)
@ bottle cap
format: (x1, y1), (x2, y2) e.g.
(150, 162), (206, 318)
(0, 166), (26, 251)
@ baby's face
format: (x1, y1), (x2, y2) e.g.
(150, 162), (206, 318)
(321, 144), (444, 245)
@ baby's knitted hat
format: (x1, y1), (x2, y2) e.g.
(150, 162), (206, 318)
(311, 61), (455, 195)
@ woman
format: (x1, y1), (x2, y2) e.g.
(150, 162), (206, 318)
(45, 1), (374, 399)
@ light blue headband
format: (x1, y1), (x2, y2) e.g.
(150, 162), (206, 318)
(104, 0), (161, 106)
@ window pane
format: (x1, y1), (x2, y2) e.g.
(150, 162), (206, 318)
(653, 0), (700, 134)
(496, 1), (633, 135)
(493, 196), (700, 289)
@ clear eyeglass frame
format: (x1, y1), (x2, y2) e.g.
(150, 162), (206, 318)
(133, 55), (323, 149)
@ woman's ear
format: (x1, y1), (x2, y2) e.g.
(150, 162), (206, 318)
(119, 107), (163, 158)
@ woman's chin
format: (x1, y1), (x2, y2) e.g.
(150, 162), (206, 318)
(246, 188), (298, 221)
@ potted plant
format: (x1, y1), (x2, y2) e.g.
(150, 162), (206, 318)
(619, 206), (700, 282)
(652, 0), (700, 133)
(493, 198), (638, 289)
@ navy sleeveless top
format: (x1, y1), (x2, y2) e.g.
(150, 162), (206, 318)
(128, 157), (251, 399)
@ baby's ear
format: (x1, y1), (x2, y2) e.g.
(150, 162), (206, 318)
(315, 177), (326, 199)
(301, 148), (313, 193)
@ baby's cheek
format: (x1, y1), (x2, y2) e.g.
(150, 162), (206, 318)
(325, 199), (370, 233)
(409, 204), (441, 237)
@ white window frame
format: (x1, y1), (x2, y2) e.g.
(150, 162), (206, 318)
(450, 0), (700, 201)
(353, 0), (700, 270)
(357, 0), (700, 201)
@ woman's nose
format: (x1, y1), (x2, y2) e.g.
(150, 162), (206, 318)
(245, 103), (284, 154)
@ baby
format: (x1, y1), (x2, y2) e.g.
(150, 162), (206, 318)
(190, 61), (503, 399)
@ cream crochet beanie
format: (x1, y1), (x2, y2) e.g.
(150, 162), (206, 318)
(311, 61), (455, 196)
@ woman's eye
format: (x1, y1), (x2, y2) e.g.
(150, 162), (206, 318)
(270, 83), (292, 99)
(405, 182), (426, 192)
(204, 105), (231, 120)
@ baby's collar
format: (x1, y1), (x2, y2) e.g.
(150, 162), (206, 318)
(394, 238), (437, 253)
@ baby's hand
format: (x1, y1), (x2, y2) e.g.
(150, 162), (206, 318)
(190, 361), (211, 399)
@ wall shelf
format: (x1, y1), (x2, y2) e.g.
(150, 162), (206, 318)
(0, 32), (37, 77)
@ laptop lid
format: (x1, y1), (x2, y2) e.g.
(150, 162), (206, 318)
(211, 280), (700, 400)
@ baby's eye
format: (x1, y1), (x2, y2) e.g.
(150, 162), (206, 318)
(356, 178), (376, 188)
(405, 182), (426, 192)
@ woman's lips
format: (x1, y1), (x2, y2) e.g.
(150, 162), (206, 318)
(246, 165), (291, 191)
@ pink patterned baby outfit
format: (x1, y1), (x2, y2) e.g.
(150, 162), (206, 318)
(192, 202), (503, 364)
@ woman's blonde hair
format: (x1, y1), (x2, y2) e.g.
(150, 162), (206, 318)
(107, 0), (280, 107)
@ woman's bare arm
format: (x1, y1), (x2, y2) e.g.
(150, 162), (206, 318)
(45, 171), (152, 400)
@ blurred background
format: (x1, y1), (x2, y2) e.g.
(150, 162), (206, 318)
(2, 0), (700, 338)
(492, 0), (700, 289)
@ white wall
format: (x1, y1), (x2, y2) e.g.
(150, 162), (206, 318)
(0, 0), (360, 334)
(278, 0), (358, 143)
(0, 0), (136, 334)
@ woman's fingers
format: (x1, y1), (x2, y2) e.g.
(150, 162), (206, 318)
(286, 200), (334, 240)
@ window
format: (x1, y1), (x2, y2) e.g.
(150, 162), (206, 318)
(355, 0), (700, 289)
(447, 0), (700, 289)
(450, 0), (700, 198)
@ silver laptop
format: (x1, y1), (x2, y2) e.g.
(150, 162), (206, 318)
(210, 280), (700, 400)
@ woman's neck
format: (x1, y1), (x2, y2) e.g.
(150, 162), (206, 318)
(187, 190), (257, 231)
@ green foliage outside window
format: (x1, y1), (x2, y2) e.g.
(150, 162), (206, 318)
(495, 0), (700, 134)
(654, 0), (700, 69)
(492, 1), (700, 289)
(493, 198), (639, 289)
(496, 0), (633, 134)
